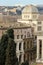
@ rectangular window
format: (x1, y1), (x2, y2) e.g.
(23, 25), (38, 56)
(24, 35), (26, 38)
(21, 29), (22, 33)
(37, 26), (42, 31)
(21, 35), (23, 39)
(37, 21), (41, 24)
(17, 35), (19, 39)
(27, 32), (30, 37)
(33, 15), (37, 18)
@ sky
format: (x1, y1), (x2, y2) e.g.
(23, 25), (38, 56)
(0, 0), (43, 6)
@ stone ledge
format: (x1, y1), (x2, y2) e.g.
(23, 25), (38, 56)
(36, 63), (43, 65)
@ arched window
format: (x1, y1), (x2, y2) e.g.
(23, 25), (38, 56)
(19, 43), (21, 50)
(35, 36), (37, 40)
(27, 53), (29, 61)
(30, 53), (32, 61)
(27, 41), (29, 49)
(30, 41), (32, 48)
(39, 40), (42, 59)
(19, 54), (22, 63)
(23, 42), (25, 50)
(24, 54), (25, 61)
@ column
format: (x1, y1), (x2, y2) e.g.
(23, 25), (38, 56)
(16, 42), (19, 52)
(16, 42), (20, 62)
(21, 54), (24, 63)
(41, 40), (43, 60)
(17, 55), (19, 61)
(21, 42), (24, 63)
(37, 39), (40, 60)
(21, 41), (24, 51)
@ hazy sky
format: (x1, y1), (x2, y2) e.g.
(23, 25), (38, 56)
(0, 0), (43, 6)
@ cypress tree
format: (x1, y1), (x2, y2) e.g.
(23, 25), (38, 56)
(0, 34), (8, 65)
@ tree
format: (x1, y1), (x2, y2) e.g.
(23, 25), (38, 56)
(21, 60), (29, 65)
(5, 28), (18, 65)
(0, 28), (18, 65)
(7, 28), (14, 39)
(21, 62), (24, 65)
(5, 38), (18, 65)
(24, 60), (29, 65)
(0, 34), (8, 65)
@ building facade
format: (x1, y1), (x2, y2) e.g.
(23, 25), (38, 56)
(14, 27), (33, 64)
(23, 37), (36, 64)
(18, 5), (39, 25)
(36, 21), (43, 65)
(17, 5), (40, 37)
(0, 4), (42, 65)
(0, 22), (35, 64)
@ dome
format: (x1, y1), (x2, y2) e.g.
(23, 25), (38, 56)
(22, 5), (39, 20)
(22, 5), (38, 13)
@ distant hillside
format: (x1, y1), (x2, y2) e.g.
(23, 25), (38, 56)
(36, 5), (43, 14)
(0, 5), (43, 15)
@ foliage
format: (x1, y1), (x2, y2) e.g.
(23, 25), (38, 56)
(0, 28), (18, 65)
(24, 60), (29, 65)
(21, 60), (29, 65)
(0, 34), (8, 65)
(5, 38), (18, 65)
(7, 28), (14, 39)
(21, 62), (24, 65)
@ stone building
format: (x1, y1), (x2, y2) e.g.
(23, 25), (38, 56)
(0, 21), (35, 64)
(18, 5), (39, 24)
(14, 27), (34, 64)
(23, 37), (36, 64)
(36, 20), (43, 65)
(0, 4), (41, 64)
(17, 5), (39, 37)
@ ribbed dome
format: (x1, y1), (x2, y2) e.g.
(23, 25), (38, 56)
(22, 5), (38, 13)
